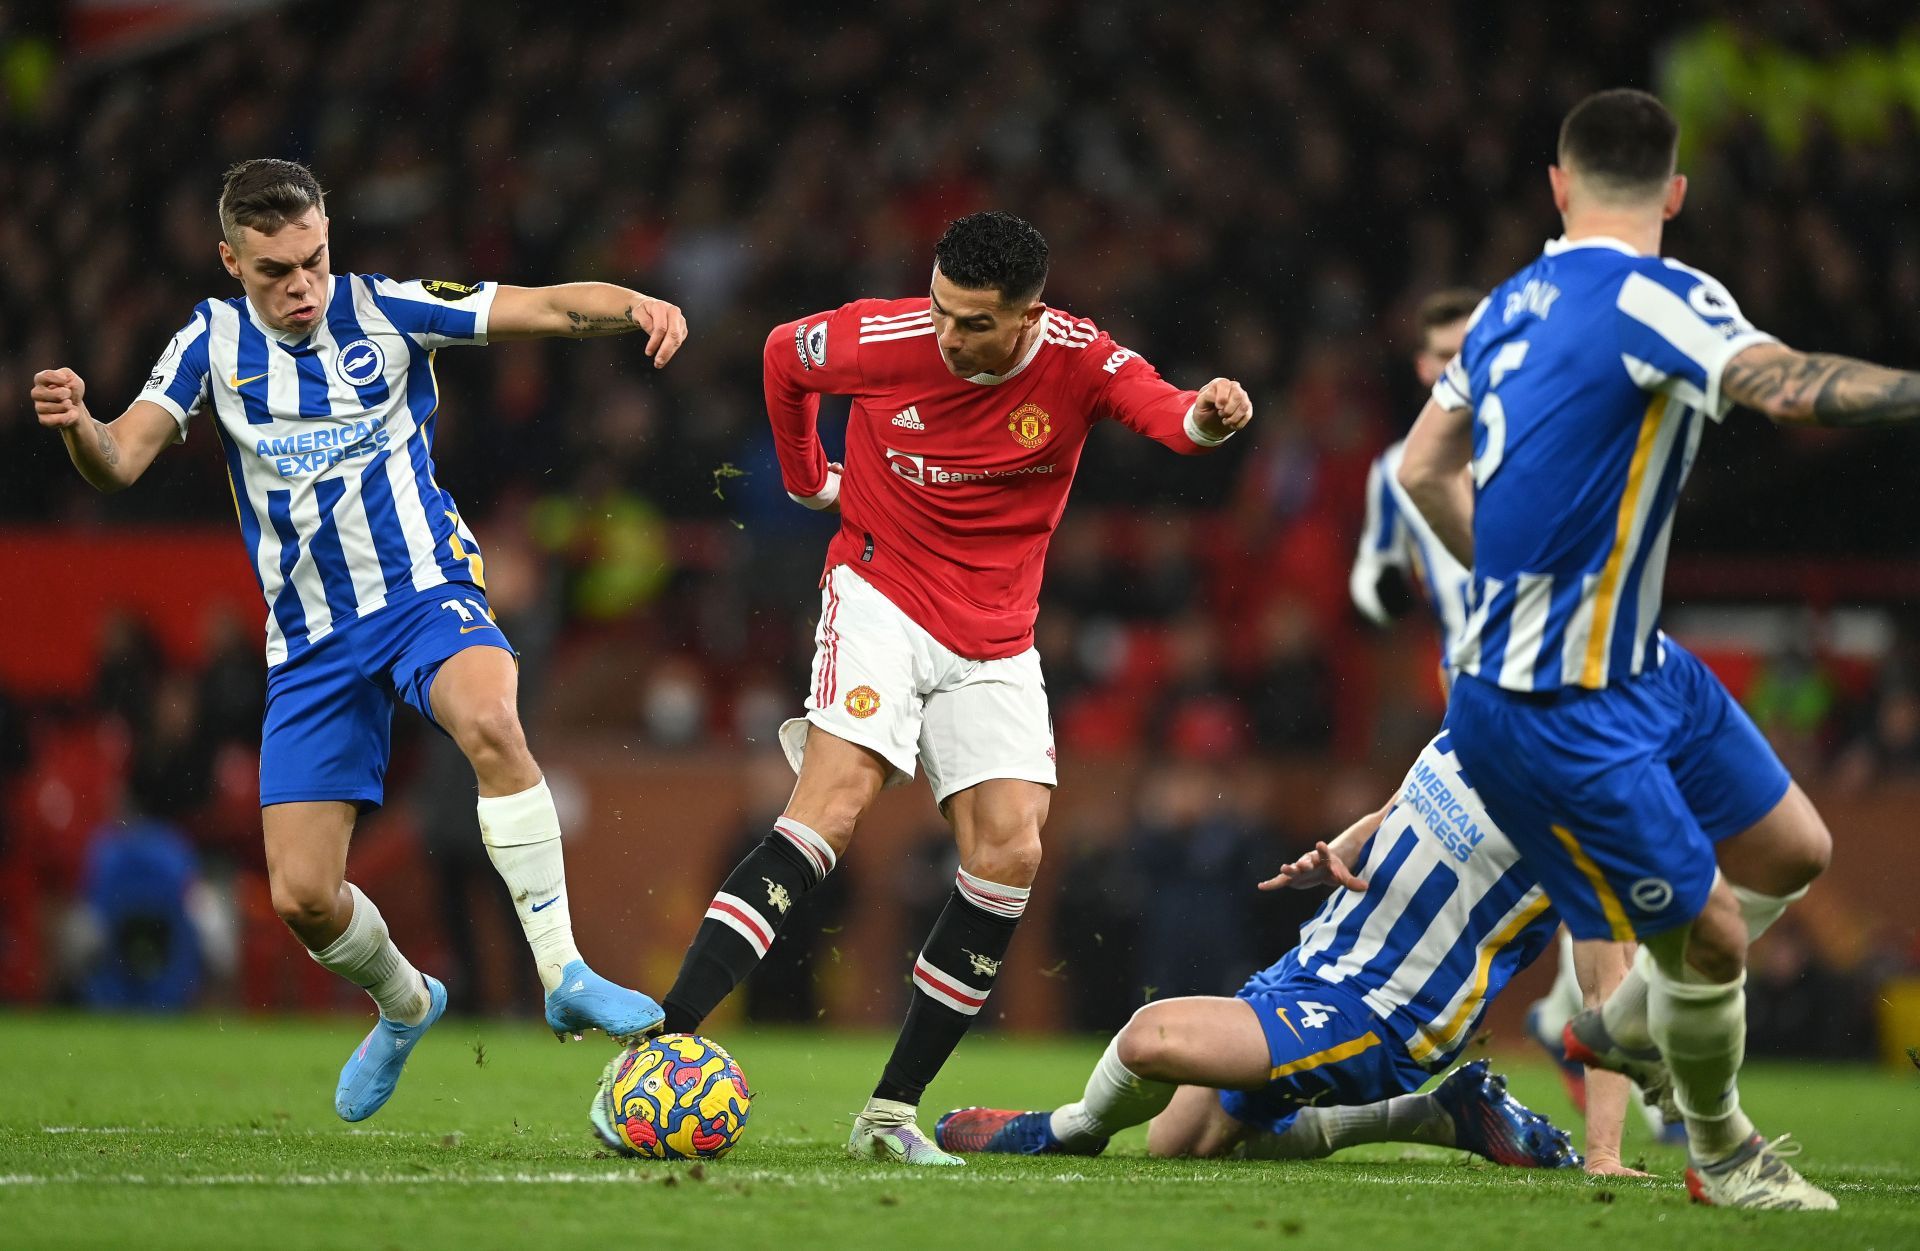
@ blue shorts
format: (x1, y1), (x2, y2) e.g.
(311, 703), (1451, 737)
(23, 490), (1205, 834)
(1443, 638), (1790, 942)
(1217, 965), (1431, 1135)
(259, 583), (512, 809)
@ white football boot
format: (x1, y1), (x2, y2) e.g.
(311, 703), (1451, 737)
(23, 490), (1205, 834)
(1686, 1133), (1838, 1211)
(847, 1098), (965, 1166)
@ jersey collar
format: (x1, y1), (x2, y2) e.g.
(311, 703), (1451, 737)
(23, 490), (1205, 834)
(967, 310), (1050, 385)
(1543, 235), (1642, 257)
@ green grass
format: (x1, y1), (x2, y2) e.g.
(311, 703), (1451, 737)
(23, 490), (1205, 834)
(2, 1012), (1915, 1250)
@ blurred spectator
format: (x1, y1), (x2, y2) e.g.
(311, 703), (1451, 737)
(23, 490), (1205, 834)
(1130, 761), (1263, 1000)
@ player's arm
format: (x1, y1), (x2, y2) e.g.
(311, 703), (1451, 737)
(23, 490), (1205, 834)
(1720, 341), (1920, 426)
(1395, 397), (1475, 567)
(31, 369), (178, 493)
(1569, 939), (1651, 1178)
(487, 283), (688, 364)
(1094, 337), (1251, 453)
(763, 309), (863, 512)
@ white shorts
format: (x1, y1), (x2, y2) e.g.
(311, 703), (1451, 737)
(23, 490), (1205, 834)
(779, 566), (1057, 803)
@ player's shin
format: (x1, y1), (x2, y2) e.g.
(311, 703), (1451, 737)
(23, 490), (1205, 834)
(1645, 950), (1756, 1160)
(870, 868), (1028, 1109)
(311, 884), (430, 1025)
(659, 818), (838, 1034)
(478, 777), (584, 994)
(1240, 1096), (1453, 1160)
(1049, 1035), (1177, 1149)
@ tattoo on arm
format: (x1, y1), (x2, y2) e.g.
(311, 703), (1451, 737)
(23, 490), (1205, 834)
(95, 422), (120, 468)
(1722, 346), (1920, 426)
(564, 306), (640, 337)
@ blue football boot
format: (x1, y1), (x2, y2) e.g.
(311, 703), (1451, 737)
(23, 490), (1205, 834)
(935, 1107), (1109, 1156)
(543, 959), (664, 1045)
(1432, 1058), (1582, 1169)
(334, 974), (447, 1122)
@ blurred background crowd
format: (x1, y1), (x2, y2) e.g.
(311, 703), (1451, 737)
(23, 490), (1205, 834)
(2, 0), (1917, 1062)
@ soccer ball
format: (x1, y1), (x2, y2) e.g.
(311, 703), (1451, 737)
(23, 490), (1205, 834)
(590, 1033), (752, 1160)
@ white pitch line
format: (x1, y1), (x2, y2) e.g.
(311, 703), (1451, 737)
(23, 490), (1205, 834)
(37, 1126), (428, 1137)
(0, 1169), (1912, 1195)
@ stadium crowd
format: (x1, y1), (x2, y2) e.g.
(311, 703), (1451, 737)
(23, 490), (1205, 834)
(2, 1), (1917, 1048)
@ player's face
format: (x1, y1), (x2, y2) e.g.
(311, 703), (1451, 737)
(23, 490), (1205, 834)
(1415, 316), (1469, 389)
(219, 207), (332, 335)
(929, 267), (1043, 377)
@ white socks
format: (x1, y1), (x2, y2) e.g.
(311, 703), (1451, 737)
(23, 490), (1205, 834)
(1601, 881), (1808, 1051)
(1241, 1094), (1453, 1160)
(1049, 1037), (1177, 1147)
(311, 884), (430, 1026)
(1646, 957), (1755, 1159)
(477, 777), (583, 994)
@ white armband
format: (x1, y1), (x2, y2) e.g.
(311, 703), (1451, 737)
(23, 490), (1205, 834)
(1184, 402), (1234, 447)
(788, 466), (842, 510)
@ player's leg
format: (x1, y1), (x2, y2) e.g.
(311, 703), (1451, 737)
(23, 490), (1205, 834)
(259, 637), (446, 1119)
(1592, 650), (1823, 1053)
(421, 640), (661, 1041)
(265, 802), (446, 1119)
(937, 995), (1265, 1157)
(1523, 927), (1589, 1109)
(660, 569), (920, 1037)
(850, 775), (1046, 1165)
(850, 643), (1056, 1165)
(658, 726), (886, 1035)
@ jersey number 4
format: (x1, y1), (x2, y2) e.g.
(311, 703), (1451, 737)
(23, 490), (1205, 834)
(1473, 341), (1529, 487)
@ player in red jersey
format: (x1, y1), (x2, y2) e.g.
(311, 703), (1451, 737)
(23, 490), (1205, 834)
(655, 211), (1252, 1165)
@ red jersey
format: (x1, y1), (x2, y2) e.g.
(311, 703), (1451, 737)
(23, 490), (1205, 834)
(765, 298), (1225, 659)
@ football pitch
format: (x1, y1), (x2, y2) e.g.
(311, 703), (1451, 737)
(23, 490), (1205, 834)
(2, 1013), (1914, 1250)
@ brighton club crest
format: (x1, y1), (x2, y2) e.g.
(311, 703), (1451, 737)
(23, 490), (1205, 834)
(1007, 402), (1052, 450)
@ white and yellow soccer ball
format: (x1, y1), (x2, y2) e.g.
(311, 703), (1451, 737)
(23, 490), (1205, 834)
(590, 1034), (752, 1160)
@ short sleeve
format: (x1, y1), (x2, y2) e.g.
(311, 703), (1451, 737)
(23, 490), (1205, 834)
(366, 277), (498, 348)
(1614, 263), (1776, 420)
(1431, 353), (1473, 412)
(136, 307), (213, 442)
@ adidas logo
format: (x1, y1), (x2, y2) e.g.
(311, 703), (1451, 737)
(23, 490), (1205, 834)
(394, 1037), (411, 1051)
(891, 406), (925, 430)
(570, 980), (586, 993)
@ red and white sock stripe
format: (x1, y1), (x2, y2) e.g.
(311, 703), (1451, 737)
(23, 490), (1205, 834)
(912, 956), (990, 1016)
(956, 867), (1030, 920)
(774, 817), (837, 883)
(705, 891), (774, 959)
(813, 577), (842, 708)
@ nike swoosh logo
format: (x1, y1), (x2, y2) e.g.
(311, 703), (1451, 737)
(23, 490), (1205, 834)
(459, 623), (493, 634)
(229, 371), (269, 387)
(530, 896), (559, 912)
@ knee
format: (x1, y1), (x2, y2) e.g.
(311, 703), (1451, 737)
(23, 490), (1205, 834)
(449, 699), (526, 765)
(966, 828), (1043, 887)
(270, 876), (340, 938)
(1116, 1004), (1184, 1079)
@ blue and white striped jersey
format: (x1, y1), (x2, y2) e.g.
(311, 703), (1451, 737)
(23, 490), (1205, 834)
(1350, 439), (1472, 669)
(1284, 732), (1559, 1070)
(138, 274), (497, 666)
(1432, 237), (1775, 692)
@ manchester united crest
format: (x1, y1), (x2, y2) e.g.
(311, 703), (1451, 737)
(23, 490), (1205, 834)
(844, 685), (881, 719)
(1008, 402), (1052, 450)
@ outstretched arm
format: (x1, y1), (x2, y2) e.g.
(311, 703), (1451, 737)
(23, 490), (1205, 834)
(1258, 801), (1386, 893)
(488, 283), (688, 364)
(32, 368), (178, 492)
(1720, 341), (1920, 426)
(1569, 939), (1650, 1178)
(1396, 397), (1476, 567)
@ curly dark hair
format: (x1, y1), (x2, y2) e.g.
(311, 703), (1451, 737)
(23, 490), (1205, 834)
(933, 211), (1050, 304)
